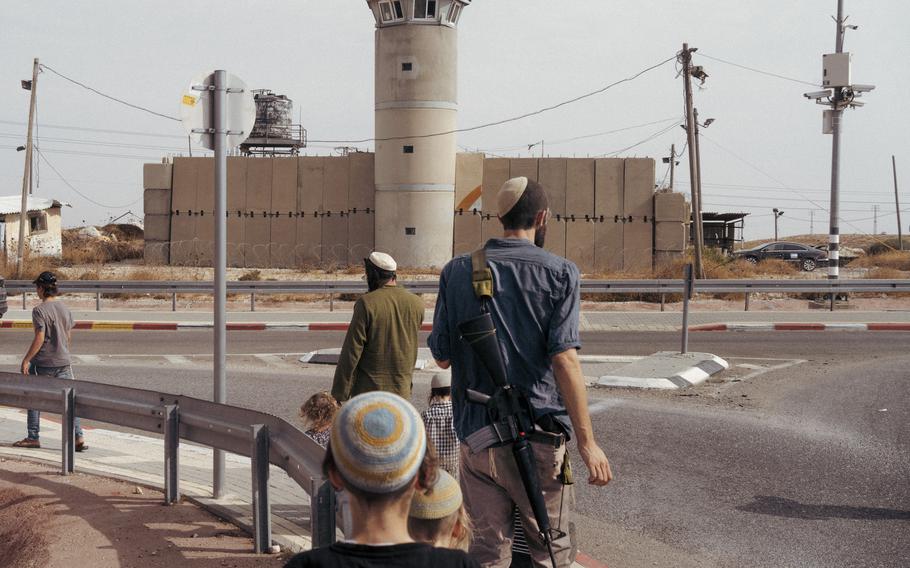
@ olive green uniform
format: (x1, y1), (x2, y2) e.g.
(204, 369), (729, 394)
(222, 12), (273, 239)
(331, 285), (425, 402)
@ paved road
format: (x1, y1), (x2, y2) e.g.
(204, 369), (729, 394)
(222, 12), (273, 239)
(1, 329), (908, 567)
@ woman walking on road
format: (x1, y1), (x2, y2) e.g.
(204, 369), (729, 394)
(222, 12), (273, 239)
(13, 271), (86, 451)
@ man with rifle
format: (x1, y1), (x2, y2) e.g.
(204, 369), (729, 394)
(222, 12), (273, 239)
(429, 177), (612, 568)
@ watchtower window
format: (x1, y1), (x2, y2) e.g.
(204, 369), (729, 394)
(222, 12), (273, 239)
(402, 62), (413, 72)
(379, 0), (404, 22)
(403, 145), (415, 154)
(414, 0), (437, 19)
(447, 2), (461, 23)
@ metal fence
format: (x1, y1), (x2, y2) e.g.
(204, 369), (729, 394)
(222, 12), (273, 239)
(0, 372), (335, 553)
(4, 278), (908, 312)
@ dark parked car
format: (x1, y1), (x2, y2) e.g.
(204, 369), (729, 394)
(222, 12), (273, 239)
(733, 241), (827, 272)
(0, 274), (7, 319)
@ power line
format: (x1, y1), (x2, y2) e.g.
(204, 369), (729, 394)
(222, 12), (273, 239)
(0, 132), (197, 153)
(599, 121), (682, 157)
(39, 63), (181, 122)
(310, 54), (679, 144)
(35, 149), (140, 209)
(697, 53), (820, 87)
(0, 118), (185, 139)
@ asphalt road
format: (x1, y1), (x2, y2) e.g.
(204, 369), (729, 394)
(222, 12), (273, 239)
(0, 329), (908, 567)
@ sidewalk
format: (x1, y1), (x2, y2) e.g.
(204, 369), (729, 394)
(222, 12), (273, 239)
(4, 308), (910, 332)
(0, 407), (600, 567)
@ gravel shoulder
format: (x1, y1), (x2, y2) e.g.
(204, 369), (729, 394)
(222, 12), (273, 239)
(0, 457), (284, 568)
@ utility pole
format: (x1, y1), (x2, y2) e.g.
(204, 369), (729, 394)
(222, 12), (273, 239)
(680, 43), (704, 278)
(693, 108), (708, 255)
(17, 58), (39, 278)
(669, 143), (676, 190)
(773, 208), (784, 240)
(873, 204), (878, 235)
(894, 155), (903, 250)
(810, 209), (815, 234)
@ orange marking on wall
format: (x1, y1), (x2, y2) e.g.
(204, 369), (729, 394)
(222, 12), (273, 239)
(456, 185), (482, 211)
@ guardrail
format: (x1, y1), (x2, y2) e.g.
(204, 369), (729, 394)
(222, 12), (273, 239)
(0, 372), (334, 553)
(4, 278), (908, 312)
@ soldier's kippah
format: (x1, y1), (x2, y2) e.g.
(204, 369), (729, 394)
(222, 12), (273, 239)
(431, 372), (451, 389)
(330, 391), (426, 494)
(409, 470), (463, 520)
(368, 251), (397, 272)
(497, 176), (529, 217)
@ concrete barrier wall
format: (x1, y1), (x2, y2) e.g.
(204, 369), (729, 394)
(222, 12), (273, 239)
(147, 154), (686, 272)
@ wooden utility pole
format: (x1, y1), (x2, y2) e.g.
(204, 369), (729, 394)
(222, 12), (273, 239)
(680, 44), (704, 278)
(17, 58), (39, 278)
(669, 143), (676, 190)
(894, 155), (904, 250)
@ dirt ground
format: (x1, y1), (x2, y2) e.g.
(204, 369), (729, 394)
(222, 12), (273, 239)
(0, 457), (284, 568)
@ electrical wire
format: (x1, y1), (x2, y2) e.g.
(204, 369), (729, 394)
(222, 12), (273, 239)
(598, 121), (682, 157)
(35, 149), (140, 209)
(0, 119), (186, 139)
(39, 63), (181, 122)
(697, 53), (820, 87)
(309, 54), (679, 144)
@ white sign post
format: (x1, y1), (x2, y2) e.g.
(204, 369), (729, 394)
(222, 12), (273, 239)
(180, 70), (254, 499)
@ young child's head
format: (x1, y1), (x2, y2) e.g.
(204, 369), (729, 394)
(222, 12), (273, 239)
(408, 470), (472, 551)
(299, 391), (339, 432)
(323, 391), (438, 513)
(429, 372), (452, 405)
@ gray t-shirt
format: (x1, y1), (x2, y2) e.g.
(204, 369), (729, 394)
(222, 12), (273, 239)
(428, 238), (581, 443)
(32, 300), (74, 367)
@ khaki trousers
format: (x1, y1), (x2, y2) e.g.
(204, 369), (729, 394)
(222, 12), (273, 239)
(460, 442), (574, 568)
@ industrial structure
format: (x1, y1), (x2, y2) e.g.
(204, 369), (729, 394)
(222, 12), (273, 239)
(238, 90), (306, 157)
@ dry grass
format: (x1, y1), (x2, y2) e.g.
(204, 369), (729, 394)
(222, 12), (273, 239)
(0, 487), (50, 568)
(852, 250), (910, 272)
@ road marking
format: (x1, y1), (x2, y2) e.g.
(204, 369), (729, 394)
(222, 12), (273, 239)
(164, 355), (191, 365)
(588, 399), (624, 414)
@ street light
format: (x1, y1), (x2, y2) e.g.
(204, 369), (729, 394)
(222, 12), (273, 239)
(773, 208), (785, 241)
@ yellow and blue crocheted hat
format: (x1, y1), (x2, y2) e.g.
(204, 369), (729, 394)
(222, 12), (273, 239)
(330, 391), (427, 494)
(409, 469), (462, 519)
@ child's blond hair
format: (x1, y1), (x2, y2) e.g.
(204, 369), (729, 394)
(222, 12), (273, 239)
(299, 391), (339, 431)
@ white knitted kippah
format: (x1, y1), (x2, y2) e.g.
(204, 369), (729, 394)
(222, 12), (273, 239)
(368, 251), (397, 272)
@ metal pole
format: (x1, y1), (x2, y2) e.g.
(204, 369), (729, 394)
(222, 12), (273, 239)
(95, 291), (101, 311)
(213, 70), (228, 499)
(17, 58), (39, 278)
(172, 292), (177, 312)
(774, 212), (779, 241)
(669, 143), (676, 190)
(828, 0), (846, 310)
(251, 424), (272, 554)
(894, 155), (903, 250)
(310, 477), (337, 547)
(680, 263), (692, 354)
(681, 44), (704, 279)
(693, 109), (706, 263)
(61, 387), (75, 475)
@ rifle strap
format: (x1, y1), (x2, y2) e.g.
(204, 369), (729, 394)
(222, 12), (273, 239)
(471, 248), (494, 305)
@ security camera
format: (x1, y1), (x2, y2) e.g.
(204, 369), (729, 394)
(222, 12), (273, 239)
(852, 84), (876, 93)
(804, 90), (832, 99)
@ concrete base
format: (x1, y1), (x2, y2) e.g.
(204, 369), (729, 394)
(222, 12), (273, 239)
(597, 351), (728, 389)
(299, 347), (431, 370)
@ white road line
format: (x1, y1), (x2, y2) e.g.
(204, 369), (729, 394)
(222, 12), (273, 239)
(164, 355), (191, 365)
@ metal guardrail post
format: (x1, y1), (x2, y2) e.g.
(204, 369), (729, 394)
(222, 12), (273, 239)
(251, 424), (271, 554)
(660, 293), (665, 312)
(22, 292), (27, 310)
(96, 291), (101, 311)
(251, 292), (256, 312)
(172, 293), (177, 312)
(163, 404), (180, 505)
(680, 264), (693, 355)
(744, 292), (750, 312)
(310, 476), (337, 548)
(330, 293), (334, 312)
(62, 387), (75, 475)
(830, 291), (836, 312)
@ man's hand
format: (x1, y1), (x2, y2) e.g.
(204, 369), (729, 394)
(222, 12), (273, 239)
(579, 442), (613, 486)
(435, 359), (451, 370)
(21, 360), (30, 375)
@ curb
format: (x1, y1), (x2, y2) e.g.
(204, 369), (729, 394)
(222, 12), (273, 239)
(1, 320), (436, 332)
(690, 322), (910, 332)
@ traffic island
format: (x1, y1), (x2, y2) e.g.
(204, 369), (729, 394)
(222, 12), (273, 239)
(596, 351), (728, 389)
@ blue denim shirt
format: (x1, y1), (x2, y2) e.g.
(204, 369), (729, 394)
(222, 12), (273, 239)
(428, 238), (581, 442)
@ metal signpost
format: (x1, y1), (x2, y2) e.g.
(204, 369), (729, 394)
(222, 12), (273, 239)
(180, 70), (254, 499)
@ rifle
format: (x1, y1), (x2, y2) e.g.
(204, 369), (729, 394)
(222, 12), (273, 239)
(458, 312), (564, 568)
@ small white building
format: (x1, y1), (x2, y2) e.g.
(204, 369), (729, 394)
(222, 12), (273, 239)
(0, 196), (69, 259)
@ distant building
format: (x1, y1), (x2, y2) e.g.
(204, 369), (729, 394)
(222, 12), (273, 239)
(0, 196), (69, 259)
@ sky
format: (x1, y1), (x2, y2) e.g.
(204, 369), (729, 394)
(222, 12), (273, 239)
(1, 0), (908, 241)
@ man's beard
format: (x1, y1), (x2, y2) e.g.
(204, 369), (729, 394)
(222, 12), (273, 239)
(534, 223), (547, 248)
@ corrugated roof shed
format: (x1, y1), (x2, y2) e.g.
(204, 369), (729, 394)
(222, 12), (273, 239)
(0, 196), (67, 216)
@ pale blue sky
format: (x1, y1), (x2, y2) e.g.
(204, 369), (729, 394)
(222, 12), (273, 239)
(1, 0), (908, 240)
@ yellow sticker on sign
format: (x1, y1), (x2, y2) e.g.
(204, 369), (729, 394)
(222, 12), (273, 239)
(182, 95), (197, 106)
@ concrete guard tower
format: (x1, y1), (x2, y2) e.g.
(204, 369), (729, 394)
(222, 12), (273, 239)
(366, 0), (470, 267)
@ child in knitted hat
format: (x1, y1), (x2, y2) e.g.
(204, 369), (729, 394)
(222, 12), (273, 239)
(299, 391), (339, 448)
(284, 391), (479, 568)
(409, 470), (472, 552)
(423, 371), (458, 478)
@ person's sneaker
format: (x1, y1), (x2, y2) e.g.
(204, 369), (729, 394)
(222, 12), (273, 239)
(12, 438), (40, 449)
(75, 437), (88, 452)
